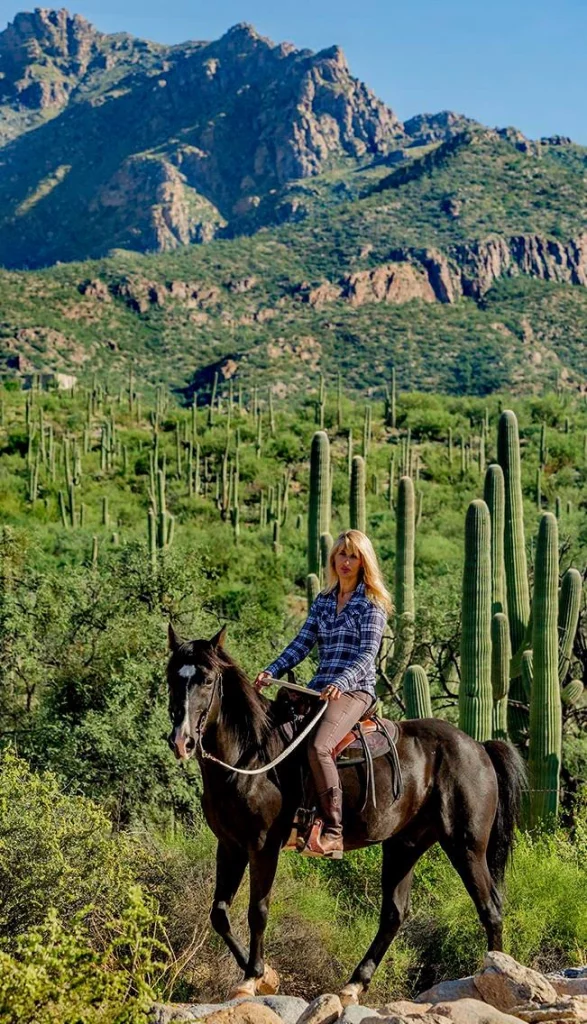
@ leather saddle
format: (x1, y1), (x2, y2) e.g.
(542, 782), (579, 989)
(273, 687), (403, 808)
(334, 716), (399, 764)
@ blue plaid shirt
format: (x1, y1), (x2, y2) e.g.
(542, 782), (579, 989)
(264, 582), (387, 698)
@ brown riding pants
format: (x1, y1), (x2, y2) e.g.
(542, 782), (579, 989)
(308, 690), (373, 795)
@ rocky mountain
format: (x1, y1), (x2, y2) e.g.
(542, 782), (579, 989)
(0, 10), (586, 396)
(0, 9), (407, 267)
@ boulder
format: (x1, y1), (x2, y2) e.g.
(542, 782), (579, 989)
(547, 971), (587, 998)
(430, 998), (523, 1023)
(416, 978), (480, 1004)
(510, 995), (587, 1021)
(296, 994), (343, 1024)
(340, 1007), (382, 1024)
(153, 997), (307, 1024)
(206, 1002), (284, 1024)
(373, 1015), (451, 1024)
(378, 1002), (431, 1016)
(474, 952), (558, 1012)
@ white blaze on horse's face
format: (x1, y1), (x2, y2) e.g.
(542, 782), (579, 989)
(174, 664), (196, 755)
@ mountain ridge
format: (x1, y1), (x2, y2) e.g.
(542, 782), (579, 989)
(0, 10), (586, 397)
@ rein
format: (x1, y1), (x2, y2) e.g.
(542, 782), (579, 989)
(196, 676), (327, 777)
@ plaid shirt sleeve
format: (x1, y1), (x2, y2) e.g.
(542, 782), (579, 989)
(331, 602), (387, 693)
(263, 599), (319, 679)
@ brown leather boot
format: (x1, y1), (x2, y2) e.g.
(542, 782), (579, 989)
(317, 786), (344, 859)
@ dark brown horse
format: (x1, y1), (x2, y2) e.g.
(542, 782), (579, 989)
(167, 625), (526, 1003)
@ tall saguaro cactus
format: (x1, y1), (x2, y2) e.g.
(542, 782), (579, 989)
(308, 431), (330, 577)
(396, 476), (415, 619)
(459, 499), (493, 742)
(497, 410), (531, 741)
(350, 455), (366, 533)
(497, 410), (530, 651)
(483, 463), (506, 615)
(528, 513), (561, 825)
(388, 475), (415, 686)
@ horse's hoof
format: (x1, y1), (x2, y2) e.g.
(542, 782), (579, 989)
(339, 983), (363, 1007)
(255, 964), (280, 995)
(229, 979), (257, 999)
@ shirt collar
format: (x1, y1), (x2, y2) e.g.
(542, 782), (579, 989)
(332, 580), (366, 602)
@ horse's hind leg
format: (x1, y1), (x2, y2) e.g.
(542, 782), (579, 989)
(439, 835), (503, 951)
(210, 842), (249, 973)
(340, 826), (435, 1006)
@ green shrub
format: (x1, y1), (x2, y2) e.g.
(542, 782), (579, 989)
(0, 889), (165, 1024)
(0, 749), (137, 942)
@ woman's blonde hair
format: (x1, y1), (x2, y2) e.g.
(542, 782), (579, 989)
(324, 530), (393, 615)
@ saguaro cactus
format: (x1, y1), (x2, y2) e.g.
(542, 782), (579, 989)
(306, 573), (320, 611)
(483, 463), (506, 615)
(459, 499), (493, 742)
(388, 476), (415, 687)
(350, 455), (366, 533)
(497, 410), (530, 652)
(528, 513), (561, 825)
(308, 431), (330, 576)
(558, 568), (582, 685)
(396, 476), (415, 620)
(497, 410), (531, 742)
(491, 612), (511, 740)
(404, 665), (432, 719)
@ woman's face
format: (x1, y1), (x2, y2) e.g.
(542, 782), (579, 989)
(334, 546), (362, 587)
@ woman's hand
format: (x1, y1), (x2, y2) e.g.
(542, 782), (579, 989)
(320, 685), (342, 701)
(254, 671), (273, 691)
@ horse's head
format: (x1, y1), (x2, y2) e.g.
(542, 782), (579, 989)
(166, 623), (227, 760)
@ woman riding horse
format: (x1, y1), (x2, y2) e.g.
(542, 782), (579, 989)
(255, 529), (391, 858)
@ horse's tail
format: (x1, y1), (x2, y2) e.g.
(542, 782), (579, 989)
(483, 740), (527, 886)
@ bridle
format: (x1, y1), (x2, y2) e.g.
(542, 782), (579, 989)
(192, 672), (327, 777)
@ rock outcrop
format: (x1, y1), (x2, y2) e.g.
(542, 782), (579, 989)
(293, 233), (587, 309)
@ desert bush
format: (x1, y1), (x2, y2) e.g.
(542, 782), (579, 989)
(0, 889), (165, 1024)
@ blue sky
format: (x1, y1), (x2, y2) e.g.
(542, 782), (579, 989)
(3, 0), (587, 143)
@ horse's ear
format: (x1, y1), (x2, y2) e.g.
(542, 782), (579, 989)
(211, 624), (227, 649)
(168, 623), (182, 652)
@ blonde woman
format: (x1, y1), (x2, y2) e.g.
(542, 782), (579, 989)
(255, 529), (392, 858)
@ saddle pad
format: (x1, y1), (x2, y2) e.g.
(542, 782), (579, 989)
(334, 717), (399, 762)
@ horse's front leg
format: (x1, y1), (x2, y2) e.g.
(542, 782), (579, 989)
(210, 841), (249, 973)
(232, 841), (281, 997)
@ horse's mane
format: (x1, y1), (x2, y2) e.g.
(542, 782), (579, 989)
(210, 647), (281, 761)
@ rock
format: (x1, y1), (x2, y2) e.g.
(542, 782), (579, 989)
(79, 279), (111, 302)
(548, 971), (587, 998)
(474, 952), (558, 1012)
(510, 996), (587, 1021)
(259, 998), (309, 1024)
(206, 1001), (284, 1024)
(373, 1015), (451, 1024)
(153, 1005), (222, 1023)
(227, 276), (258, 293)
(430, 998), (523, 1023)
(296, 994), (343, 1024)
(153, 997), (308, 1024)
(416, 978), (480, 1004)
(342, 262), (436, 306)
(340, 1006), (382, 1024)
(379, 1001), (431, 1015)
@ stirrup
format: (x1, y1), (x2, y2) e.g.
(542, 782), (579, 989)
(298, 819), (343, 859)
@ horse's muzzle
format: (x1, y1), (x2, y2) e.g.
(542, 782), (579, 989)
(168, 729), (196, 760)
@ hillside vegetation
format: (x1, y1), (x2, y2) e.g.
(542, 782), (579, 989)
(0, 373), (586, 1015)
